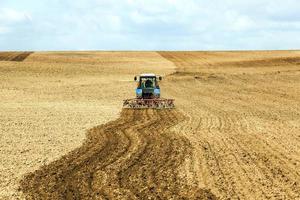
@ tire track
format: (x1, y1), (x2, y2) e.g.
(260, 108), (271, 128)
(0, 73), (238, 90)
(0, 52), (33, 62)
(159, 51), (300, 199)
(20, 109), (217, 199)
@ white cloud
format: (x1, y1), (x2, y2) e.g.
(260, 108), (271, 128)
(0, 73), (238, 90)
(0, 8), (31, 23)
(0, 8), (32, 36)
(223, 11), (257, 31)
(0, 0), (300, 50)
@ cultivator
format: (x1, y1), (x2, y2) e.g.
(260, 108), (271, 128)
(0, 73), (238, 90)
(123, 73), (175, 109)
(123, 98), (175, 109)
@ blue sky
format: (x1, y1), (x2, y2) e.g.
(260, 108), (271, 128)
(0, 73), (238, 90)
(0, 0), (300, 50)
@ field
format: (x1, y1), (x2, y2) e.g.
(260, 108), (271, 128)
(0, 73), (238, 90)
(0, 52), (33, 62)
(0, 51), (300, 199)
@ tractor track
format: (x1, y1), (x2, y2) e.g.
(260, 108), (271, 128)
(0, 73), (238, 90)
(0, 52), (33, 62)
(159, 52), (300, 199)
(16, 51), (300, 199)
(20, 109), (216, 200)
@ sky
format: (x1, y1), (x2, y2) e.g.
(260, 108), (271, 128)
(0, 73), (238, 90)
(0, 0), (300, 51)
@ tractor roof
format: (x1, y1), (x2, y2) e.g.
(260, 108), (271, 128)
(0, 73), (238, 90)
(140, 73), (156, 77)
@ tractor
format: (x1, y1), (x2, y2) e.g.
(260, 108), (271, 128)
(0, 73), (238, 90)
(123, 73), (174, 109)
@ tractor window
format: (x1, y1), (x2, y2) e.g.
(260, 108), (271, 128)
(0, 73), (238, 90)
(140, 77), (156, 88)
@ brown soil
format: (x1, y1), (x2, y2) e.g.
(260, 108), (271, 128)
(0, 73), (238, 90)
(0, 51), (175, 199)
(20, 109), (216, 200)
(160, 51), (300, 199)
(0, 52), (33, 61)
(1, 51), (300, 199)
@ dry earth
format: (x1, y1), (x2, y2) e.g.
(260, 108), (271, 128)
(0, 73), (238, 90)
(160, 51), (300, 199)
(1, 51), (300, 199)
(0, 51), (175, 199)
(0, 52), (33, 62)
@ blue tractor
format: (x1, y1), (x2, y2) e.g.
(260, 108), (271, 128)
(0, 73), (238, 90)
(123, 73), (174, 109)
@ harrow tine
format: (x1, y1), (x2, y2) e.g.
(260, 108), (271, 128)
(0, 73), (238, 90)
(123, 98), (174, 109)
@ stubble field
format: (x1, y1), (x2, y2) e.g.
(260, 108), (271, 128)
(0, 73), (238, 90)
(0, 51), (299, 199)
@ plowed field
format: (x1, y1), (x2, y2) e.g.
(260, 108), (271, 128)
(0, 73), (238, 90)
(159, 51), (300, 199)
(0, 51), (299, 199)
(20, 109), (215, 199)
(0, 52), (33, 61)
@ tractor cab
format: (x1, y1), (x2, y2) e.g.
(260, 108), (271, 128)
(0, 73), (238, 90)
(134, 73), (162, 99)
(140, 77), (156, 88)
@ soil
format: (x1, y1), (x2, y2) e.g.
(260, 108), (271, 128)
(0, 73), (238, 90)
(20, 109), (216, 200)
(1, 51), (299, 199)
(0, 52), (33, 62)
